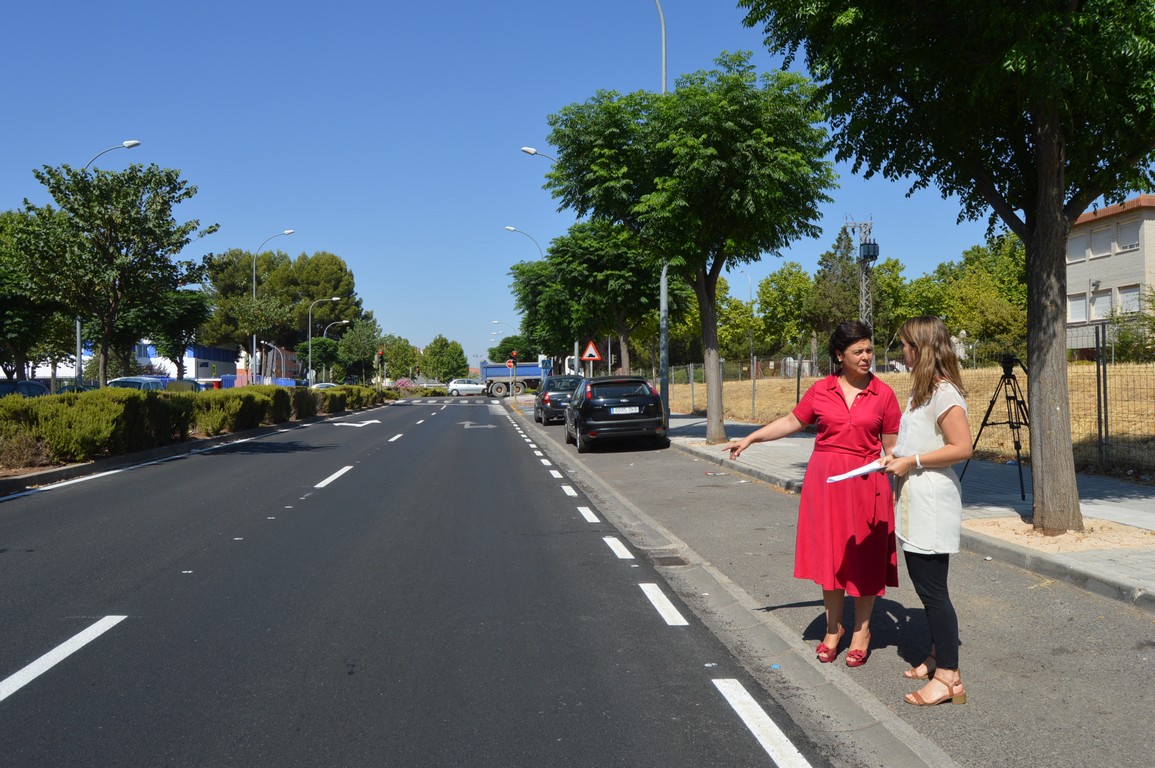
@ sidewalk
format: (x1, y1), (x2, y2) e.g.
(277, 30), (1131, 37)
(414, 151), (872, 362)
(665, 413), (1155, 614)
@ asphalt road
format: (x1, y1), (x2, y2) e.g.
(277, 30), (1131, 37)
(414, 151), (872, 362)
(0, 399), (825, 767)
(522, 404), (1155, 768)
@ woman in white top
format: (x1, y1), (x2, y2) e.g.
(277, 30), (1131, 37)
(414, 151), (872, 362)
(882, 316), (973, 706)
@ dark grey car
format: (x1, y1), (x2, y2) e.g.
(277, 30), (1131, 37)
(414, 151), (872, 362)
(0, 380), (50, 397)
(563, 375), (668, 453)
(533, 375), (583, 424)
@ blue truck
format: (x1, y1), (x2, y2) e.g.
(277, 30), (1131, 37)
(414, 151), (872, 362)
(479, 359), (552, 397)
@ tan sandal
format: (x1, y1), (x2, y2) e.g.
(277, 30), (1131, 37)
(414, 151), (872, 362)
(904, 671), (966, 706)
(902, 653), (936, 680)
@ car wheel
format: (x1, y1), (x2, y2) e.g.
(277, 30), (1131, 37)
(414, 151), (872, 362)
(652, 435), (670, 449)
(534, 407), (542, 423)
(565, 423), (575, 445)
(449, 389), (459, 396)
(576, 434), (591, 453)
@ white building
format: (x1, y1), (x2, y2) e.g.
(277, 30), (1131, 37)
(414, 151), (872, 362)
(1065, 194), (1155, 349)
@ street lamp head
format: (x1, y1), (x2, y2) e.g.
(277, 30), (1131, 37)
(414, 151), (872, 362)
(520, 147), (538, 156)
(504, 226), (517, 232)
(330, 296), (340, 302)
(122, 140), (141, 149)
(283, 229), (295, 236)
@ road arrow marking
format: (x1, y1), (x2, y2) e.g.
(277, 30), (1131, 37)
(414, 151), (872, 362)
(333, 420), (381, 428)
(459, 421), (497, 429)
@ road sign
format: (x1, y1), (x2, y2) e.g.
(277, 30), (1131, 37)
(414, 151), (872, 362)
(581, 341), (602, 362)
(506, 359), (515, 369)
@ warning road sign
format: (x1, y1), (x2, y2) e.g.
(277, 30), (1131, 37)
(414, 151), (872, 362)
(581, 341), (602, 362)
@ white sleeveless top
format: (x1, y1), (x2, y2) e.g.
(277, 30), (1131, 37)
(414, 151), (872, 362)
(894, 382), (968, 554)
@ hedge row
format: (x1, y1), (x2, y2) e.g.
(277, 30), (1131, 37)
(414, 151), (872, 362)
(0, 384), (434, 470)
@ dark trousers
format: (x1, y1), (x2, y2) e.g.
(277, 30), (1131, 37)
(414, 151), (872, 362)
(903, 550), (960, 670)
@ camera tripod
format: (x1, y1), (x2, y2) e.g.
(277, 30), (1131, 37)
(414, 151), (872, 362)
(960, 355), (1030, 500)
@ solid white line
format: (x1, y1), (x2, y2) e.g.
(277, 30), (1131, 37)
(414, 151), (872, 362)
(389, 434), (403, 442)
(638, 583), (689, 626)
(0, 616), (127, 703)
(603, 537), (634, 559)
(315, 466), (354, 488)
(561, 485), (578, 497)
(577, 506), (599, 523)
(712, 679), (813, 768)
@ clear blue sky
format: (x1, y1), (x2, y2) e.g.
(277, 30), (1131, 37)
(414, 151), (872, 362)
(4, 1), (990, 368)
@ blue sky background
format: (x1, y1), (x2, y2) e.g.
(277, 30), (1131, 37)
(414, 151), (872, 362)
(3, 1), (991, 368)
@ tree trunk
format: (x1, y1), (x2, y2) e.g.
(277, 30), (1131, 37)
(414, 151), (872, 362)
(693, 269), (727, 444)
(1026, 120), (1083, 534)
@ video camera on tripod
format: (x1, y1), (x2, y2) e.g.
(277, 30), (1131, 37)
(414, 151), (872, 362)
(961, 352), (1031, 500)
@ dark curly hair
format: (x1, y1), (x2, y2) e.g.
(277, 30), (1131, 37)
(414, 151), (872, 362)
(828, 321), (873, 373)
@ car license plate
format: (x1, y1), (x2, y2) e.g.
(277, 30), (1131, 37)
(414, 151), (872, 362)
(611, 406), (639, 415)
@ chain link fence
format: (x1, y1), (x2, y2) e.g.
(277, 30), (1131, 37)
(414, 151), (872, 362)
(650, 324), (1155, 482)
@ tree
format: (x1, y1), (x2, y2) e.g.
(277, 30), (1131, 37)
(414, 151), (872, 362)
(741, 0), (1155, 532)
(295, 337), (338, 381)
(803, 227), (859, 344)
(757, 261), (813, 358)
(150, 289), (213, 380)
(20, 163), (215, 386)
(546, 52), (836, 443)
(0, 210), (64, 380)
(421, 335), (468, 383)
(337, 317), (383, 384)
(509, 259), (581, 360)
(380, 335), (418, 382)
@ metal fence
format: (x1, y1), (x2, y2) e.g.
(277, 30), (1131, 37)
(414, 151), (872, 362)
(647, 324), (1155, 481)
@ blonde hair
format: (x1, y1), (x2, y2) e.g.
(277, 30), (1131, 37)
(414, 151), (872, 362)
(901, 316), (966, 409)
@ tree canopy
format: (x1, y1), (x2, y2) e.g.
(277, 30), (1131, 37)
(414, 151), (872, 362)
(546, 51), (836, 442)
(19, 163), (215, 385)
(740, 0), (1155, 532)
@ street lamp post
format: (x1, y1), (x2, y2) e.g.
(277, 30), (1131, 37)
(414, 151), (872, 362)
(654, 0), (670, 423)
(307, 297), (340, 385)
(492, 320), (519, 395)
(78, 140), (141, 387)
(503, 226), (544, 259)
(322, 320), (350, 383)
(250, 230), (295, 383)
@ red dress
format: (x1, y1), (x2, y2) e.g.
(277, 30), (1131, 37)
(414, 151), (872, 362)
(791, 375), (901, 596)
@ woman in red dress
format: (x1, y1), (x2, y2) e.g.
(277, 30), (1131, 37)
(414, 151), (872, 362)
(725, 321), (900, 666)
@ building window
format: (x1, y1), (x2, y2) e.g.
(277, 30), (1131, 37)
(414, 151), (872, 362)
(1119, 284), (1142, 313)
(1068, 293), (1088, 323)
(1066, 233), (1088, 263)
(1090, 227), (1113, 258)
(1117, 219), (1141, 251)
(1090, 289), (1113, 321)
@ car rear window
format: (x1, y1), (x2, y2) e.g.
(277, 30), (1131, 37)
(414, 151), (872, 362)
(547, 377), (581, 391)
(591, 382), (651, 398)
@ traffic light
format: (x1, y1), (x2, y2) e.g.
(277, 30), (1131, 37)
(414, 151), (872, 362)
(511, 350), (518, 359)
(376, 350), (384, 366)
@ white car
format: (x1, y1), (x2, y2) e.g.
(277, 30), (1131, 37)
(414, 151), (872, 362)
(446, 378), (485, 396)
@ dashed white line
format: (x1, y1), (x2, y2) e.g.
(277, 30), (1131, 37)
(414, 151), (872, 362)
(550, 470), (564, 479)
(0, 616), (127, 703)
(712, 679), (813, 767)
(561, 485), (578, 497)
(603, 537), (635, 559)
(577, 506), (599, 523)
(639, 583), (689, 626)
(315, 466), (354, 488)
(389, 434), (403, 442)
(416, 419), (425, 424)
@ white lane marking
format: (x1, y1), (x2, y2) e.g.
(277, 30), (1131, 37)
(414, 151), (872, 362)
(416, 419), (425, 424)
(712, 679), (813, 767)
(603, 537), (635, 559)
(561, 485), (578, 497)
(577, 506), (599, 523)
(550, 470), (564, 479)
(0, 616), (128, 703)
(639, 583), (689, 626)
(315, 466), (354, 488)
(389, 434), (403, 442)
(534, 451), (545, 457)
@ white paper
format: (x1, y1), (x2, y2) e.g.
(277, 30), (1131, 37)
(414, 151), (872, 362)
(826, 459), (884, 483)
